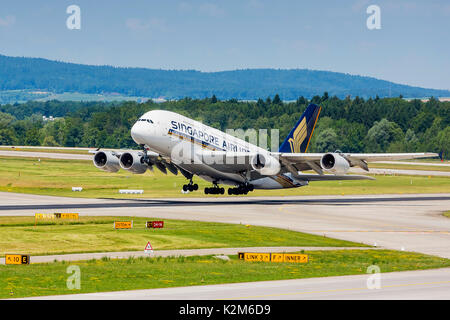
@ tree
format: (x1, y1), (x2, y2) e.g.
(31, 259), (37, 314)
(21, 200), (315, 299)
(366, 118), (404, 152)
(256, 98), (264, 106)
(211, 95), (217, 103)
(420, 117), (444, 152)
(296, 96), (306, 106)
(436, 126), (450, 158)
(63, 118), (83, 147)
(273, 94), (282, 105)
(24, 127), (40, 146)
(311, 95), (321, 105)
(404, 129), (418, 152)
(42, 135), (59, 146)
(0, 112), (16, 126)
(411, 112), (434, 134)
(314, 128), (338, 152)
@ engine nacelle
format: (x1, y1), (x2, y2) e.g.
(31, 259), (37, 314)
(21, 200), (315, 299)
(251, 153), (281, 176)
(93, 151), (120, 173)
(119, 152), (148, 174)
(320, 153), (350, 174)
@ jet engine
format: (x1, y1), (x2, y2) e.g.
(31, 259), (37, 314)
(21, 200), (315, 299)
(119, 152), (148, 174)
(250, 153), (281, 176)
(320, 153), (350, 174)
(93, 151), (120, 172)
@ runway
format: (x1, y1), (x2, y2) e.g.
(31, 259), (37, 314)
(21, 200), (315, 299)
(25, 267), (450, 300)
(1, 192), (450, 258)
(2, 192), (450, 299)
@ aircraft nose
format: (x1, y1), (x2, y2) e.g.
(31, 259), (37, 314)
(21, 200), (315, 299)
(131, 122), (147, 144)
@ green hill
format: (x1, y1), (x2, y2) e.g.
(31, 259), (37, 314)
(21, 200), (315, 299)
(0, 54), (449, 101)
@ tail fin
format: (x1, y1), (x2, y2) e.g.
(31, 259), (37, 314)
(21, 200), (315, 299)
(278, 103), (321, 153)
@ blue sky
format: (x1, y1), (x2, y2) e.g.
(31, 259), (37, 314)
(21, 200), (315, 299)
(0, 0), (449, 90)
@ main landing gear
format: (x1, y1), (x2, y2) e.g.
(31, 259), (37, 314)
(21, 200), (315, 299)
(204, 184), (225, 195)
(201, 181), (255, 196)
(228, 183), (254, 195)
(182, 180), (198, 192)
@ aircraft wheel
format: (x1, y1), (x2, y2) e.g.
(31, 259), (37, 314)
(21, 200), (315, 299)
(182, 184), (188, 192)
(228, 188), (234, 195)
(220, 188), (225, 194)
(193, 184), (198, 191)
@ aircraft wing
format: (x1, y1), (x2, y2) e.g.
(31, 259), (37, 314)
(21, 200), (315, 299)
(281, 152), (438, 163)
(197, 150), (438, 175)
(279, 152), (438, 174)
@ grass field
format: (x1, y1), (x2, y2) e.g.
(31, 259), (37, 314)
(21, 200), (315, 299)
(444, 211), (450, 218)
(0, 156), (449, 198)
(0, 216), (364, 257)
(2, 249), (450, 299)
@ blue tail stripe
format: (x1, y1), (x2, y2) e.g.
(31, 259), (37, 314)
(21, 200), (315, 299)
(278, 103), (321, 153)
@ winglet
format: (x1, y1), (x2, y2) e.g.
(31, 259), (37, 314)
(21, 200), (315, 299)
(278, 104), (321, 153)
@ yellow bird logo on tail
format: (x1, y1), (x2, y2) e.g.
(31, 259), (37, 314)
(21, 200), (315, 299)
(288, 118), (307, 153)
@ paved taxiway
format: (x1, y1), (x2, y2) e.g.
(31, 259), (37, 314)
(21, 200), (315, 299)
(0, 247), (380, 265)
(0, 150), (91, 160)
(25, 267), (450, 300)
(378, 161), (450, 167)
(349, 167), (450, 177)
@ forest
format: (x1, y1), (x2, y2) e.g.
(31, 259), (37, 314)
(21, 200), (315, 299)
(0, 94), (448, 157)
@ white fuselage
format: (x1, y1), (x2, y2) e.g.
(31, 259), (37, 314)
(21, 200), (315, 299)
(130, 110), (302, 189)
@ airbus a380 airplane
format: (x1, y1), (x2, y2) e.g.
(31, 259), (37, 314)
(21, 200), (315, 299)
(92, 104), (437, 195)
